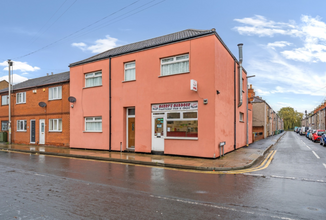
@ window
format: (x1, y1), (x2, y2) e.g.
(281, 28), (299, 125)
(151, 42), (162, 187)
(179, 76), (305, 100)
(1, 121), (8, 131)
(161, 54), (189, 76)
(85, 71), (102, 87)
(16, 92), (26, 104)
(124, 62), (135, 81)
(85, 117), (102, 132)
(166, 111), (198, 138)
(49, 86), (62, 100)
(1, 95), (8, 105)
(17, 120), (27, 131)
(49, 119), (62, 131)
(239, 112), (244, 122)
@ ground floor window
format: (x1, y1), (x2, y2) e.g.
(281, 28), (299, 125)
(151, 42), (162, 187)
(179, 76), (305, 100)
(49, 119), (62, 131)
(85, 117), (102, 132)
(1, 121), (8, 131)
(152, 102), (198, 139)
(239, 112), (244, 122)
(17, 120), (27, 131)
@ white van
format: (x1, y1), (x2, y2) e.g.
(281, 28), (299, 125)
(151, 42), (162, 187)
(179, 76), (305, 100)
(300, 127), (306, 135)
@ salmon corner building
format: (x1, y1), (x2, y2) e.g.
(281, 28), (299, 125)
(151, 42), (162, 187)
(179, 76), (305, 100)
(69, 28), (253, 158)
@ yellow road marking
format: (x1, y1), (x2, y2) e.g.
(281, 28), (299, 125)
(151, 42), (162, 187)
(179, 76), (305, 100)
(0, 148), (277, 175)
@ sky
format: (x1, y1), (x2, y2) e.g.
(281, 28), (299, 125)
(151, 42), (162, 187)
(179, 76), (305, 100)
(1, 0), (326, 114)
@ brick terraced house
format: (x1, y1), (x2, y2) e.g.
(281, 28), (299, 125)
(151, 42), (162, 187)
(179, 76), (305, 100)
(0, 71), (70, 146)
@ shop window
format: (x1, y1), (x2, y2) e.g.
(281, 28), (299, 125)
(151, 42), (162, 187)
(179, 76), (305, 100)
(85, 71), (102, 88)
(161, 54), (189, 76)
(167, 113), (180, 119)
(17, 120), (27, 131)
(49, 86), (62, 100)
(124, 62), (135, 81)
(16, 92), (26, 104)
(166, 111), (198, 138)
(1, 95), (8, 105)
(49, 119), (62, 131)
(85, 117), (102, 132)
(1, 121), (8, 131)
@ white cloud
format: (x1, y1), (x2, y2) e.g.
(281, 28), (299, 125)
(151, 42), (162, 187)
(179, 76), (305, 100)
(72, 35), (119, 53)
(21, 72), (28, 75)
(267, 41), (292, 49)
(234, 15), (326, 63)
(255, 88), (270, 96)
(0, 60), (40, 72)
(0, 74), (28, 84)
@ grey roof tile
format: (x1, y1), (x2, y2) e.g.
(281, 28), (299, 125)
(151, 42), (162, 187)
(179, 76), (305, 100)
(69, 29), (216, 67)
(0, 71), (69, 94)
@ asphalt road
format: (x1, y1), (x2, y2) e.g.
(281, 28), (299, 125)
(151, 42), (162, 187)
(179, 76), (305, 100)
(0, 131), (325, 219)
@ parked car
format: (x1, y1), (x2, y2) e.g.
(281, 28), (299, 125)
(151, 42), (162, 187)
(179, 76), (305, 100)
(312, 130), (325, 142)
(306, 129), (312, 138)
(297, 128), (301, 134)
(320, 134), (326, 146)
(309, 130), (316, 140)
(294, 127), (298, 132)
(300, 127), (309, 135)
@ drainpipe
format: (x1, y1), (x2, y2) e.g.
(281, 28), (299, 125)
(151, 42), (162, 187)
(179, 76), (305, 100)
(8, 60), (12, 144)
(109, 57), (112, 151)
(237, 44), (243, 107)
(234, 60), (236, 150)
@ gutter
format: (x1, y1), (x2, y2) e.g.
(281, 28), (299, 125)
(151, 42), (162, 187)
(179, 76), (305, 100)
(109, 57), (112, 151)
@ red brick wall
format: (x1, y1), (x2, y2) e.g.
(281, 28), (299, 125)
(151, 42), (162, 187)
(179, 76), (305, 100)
(0, 82), (70, 146)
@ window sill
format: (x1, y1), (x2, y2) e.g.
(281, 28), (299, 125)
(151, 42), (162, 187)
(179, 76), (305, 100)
(49, 131), (62, 133)
(165, 137), (198, 140)
(122, 80), (136, 83)
(16, 103), (26, 105)
(16, 130), (27, 132)
(83, 131), (103, 133)
(49, 99), (62, 101)
(83, 85), (103, 89)
(239, 121), (244, 123)
(1, 104), (8, 106)
(158, 72), (190, 78)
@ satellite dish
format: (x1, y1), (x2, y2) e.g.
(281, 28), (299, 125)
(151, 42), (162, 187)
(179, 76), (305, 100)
(68, 96), (76, 103)
(39, 102), (47, 107)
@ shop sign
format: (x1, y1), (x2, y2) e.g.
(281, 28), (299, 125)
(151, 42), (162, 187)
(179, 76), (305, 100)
(190, 79), (197, 91)
(152, 102), (198, 111)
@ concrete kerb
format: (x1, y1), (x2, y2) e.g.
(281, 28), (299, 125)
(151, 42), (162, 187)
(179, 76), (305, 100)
(0, 132), (286, 172)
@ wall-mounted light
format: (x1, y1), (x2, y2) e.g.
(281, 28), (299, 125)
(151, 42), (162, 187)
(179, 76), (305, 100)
(203, 99), (208, 105)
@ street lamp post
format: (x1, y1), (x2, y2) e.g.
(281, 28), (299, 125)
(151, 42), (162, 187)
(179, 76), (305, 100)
(246, 75), (255, 146)
(7, 59), (12, 144)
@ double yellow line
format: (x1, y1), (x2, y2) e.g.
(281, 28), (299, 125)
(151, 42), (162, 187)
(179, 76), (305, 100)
(222, 150), (277, 174)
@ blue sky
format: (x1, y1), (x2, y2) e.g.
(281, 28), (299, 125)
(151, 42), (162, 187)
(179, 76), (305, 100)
(1, 0), (325, 114)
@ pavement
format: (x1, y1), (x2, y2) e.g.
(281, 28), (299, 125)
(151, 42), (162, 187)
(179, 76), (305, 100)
(0, 132), (285, 171)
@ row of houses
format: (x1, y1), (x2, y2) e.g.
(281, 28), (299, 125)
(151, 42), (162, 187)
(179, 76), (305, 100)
(301, 103), (326, 130)
(0, 28), (261, 158)
(248, 85), (284, 141)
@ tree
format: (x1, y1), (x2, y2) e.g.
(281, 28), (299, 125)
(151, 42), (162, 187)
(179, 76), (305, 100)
(278, 107), (303, 130)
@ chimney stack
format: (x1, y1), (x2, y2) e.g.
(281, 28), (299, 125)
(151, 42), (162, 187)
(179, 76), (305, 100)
(47, 73), (49, 76)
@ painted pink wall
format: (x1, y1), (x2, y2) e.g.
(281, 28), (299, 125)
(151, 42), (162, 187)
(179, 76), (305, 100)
(70, 34), (252, 157)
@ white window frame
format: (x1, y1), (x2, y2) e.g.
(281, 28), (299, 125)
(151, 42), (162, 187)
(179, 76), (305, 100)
(17, 120), (27, 131)
(16, 92), (26, 104)
(160, 54), (189, 76)
(85, 71), (102, 88)
(239, 112), (244, 122)
(1, 95), (8, 105)
(49, 119), (62, 132)
(49, 86), (62, 100)
(124, 61), (136, 81)
(165, 111), (198, 140)
(1, 121), (8, 131)
(85, 117), (102, 132)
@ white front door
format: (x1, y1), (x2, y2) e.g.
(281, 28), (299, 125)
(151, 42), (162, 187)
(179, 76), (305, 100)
(152, 115), (165, 152)
(39, 119), (45, 144)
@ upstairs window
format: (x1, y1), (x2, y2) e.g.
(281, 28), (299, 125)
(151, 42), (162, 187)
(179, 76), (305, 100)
(17, 120), (27, 131)
(1, 95), (8, 105)
(161, 54), (189, 76)
(16, 92), (26, 104)
(85, 71), (102, 88)
(49, 86), (62, 100)
(124, 62), (136, 81)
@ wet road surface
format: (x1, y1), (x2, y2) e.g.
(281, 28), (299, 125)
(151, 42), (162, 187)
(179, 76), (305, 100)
(0, 132), (325, 219)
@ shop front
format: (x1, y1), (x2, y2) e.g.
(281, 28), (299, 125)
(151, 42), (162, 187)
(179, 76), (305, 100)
(151, 101), (198, 153)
